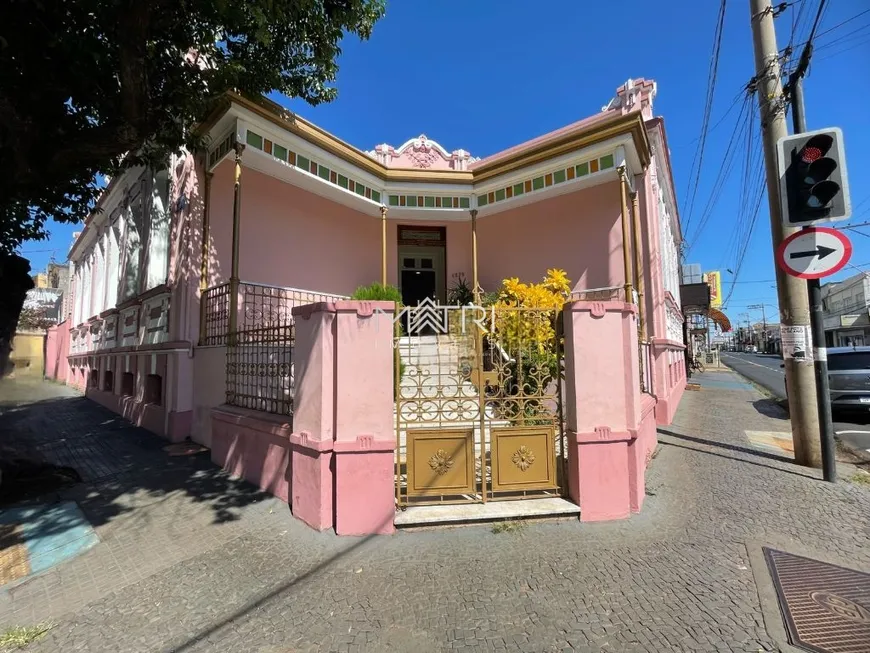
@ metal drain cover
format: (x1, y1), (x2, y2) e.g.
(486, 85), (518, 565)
(764, 547), (870, 653)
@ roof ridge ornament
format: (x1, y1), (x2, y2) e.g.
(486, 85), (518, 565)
(406, 134), (439, 168)
(366, 134), (479, 170)
(601, 78), (657, 118)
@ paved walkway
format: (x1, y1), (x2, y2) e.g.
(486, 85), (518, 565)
(1, 374), (869, 652)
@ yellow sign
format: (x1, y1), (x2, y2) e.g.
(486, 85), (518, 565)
(705, 271), (722, 308)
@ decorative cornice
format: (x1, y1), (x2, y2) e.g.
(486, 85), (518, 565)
(476, 152), (616, 208)
(215, 92), (472, 184)
(204, 91), (651, 187)
(470, 111), (650, 183)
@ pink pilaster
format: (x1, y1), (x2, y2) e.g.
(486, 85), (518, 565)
(290, 300), (397, 535)
(332, 301), (396, 536)
(289, 303), (337, 531)
(563, 300), (644, 522)
(288, 432), (333, 530)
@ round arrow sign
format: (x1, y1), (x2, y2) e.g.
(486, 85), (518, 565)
(775, 227), (852, 279)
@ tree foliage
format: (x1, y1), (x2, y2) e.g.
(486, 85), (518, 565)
(0, 0), (386, 253)
(17, 306), (56, 332)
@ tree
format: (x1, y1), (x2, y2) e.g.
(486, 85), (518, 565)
(17, 306), (56, 332)
(0, 0), (386, 253)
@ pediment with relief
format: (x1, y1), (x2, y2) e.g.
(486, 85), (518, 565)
(366, 134), (479, 171)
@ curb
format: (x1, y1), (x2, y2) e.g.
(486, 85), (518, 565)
(722, 359), (870, 465)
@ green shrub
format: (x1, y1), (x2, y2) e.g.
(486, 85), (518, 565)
(350, 282), (403, 303)
(350, 283), (405, 397)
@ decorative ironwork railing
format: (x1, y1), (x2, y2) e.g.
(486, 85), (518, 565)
(201, 283), (232, 345)
(215, 281), (348, 416)
(201, 281), (348, 346)
(226, 324), (295, 416)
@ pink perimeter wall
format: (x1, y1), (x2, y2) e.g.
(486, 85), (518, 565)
(45, 321), (71, 383)
(476, 182), (623, 293)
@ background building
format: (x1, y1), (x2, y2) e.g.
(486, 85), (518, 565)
(821, 271), (870, 347)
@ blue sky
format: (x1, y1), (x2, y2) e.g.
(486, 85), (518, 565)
(23, 0), (870, 330)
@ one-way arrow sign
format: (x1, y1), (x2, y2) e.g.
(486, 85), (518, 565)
(789, 245), (836, 261)
(776, 227), (852, 280)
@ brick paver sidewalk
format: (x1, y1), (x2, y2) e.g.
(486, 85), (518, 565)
(2, 374), (869, 652)
(0, 377), (280, 627)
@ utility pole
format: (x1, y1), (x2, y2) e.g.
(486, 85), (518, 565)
(748, 303), (769, 352)
(749, 0), (821, 467)
(786, 26), (837, 481)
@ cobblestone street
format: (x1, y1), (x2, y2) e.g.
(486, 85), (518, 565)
(2, 374), (869, 652)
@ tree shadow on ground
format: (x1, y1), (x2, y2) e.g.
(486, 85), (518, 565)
(752, 398), (789, 420)
(0, 393), (273, 543)
(658, 427), (795, 465)
(658, 438), (816, 479)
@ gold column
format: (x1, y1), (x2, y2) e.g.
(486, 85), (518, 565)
(380, 205), (388, 286)
(470, 209), (480, 303)
(618, 166), (634, 303)
(470, 208), (486, 501)
(199, 170), (213, 345)
(228, 142), (245, 342)
(631, 190), (646, 339)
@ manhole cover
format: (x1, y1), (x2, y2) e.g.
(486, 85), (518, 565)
(764, 547), (870, 653)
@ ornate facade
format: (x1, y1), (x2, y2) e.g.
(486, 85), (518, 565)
(47, 77), (686, 530)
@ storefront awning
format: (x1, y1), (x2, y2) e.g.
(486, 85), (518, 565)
(708, 308), (731, 332)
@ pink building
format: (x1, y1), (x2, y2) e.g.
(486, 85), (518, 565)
(48, 78), (686, 532)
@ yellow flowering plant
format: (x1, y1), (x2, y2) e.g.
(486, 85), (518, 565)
(491, 269), (570, 354)
(488, 269), (570, 423)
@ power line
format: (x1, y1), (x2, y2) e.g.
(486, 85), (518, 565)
(720, 89), (766, 307)
(851, 194), (870, 215)
(685, 94), (753, 247)
(783, 0), (811, 73)
(673, 88), (747, 149)
(805, 0), (829, 46)
(719, 93), (763, 268)
(815, 34), (870, 64)
(722, 172), (766, 308)
(842, 226), (870, 239)
(787, 7), (870, 49)
(682, 0), (728, 234)
(813, 20), (870, 53)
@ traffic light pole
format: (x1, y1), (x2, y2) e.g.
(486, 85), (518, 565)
(749, 0), (822, 468)
(788, 71), (837, 483)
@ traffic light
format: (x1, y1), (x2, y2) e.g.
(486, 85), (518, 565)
(777, 127), (851, 226)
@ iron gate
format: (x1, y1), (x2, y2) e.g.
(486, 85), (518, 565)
(394, 300), (566, 506)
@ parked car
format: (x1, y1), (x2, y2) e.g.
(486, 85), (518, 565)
(784, 346), (870, 413)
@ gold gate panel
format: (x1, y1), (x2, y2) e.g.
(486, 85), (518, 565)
(395, 303), (566, 506)
(406, 429), (475, 497)
(490, 426), (558, 492)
